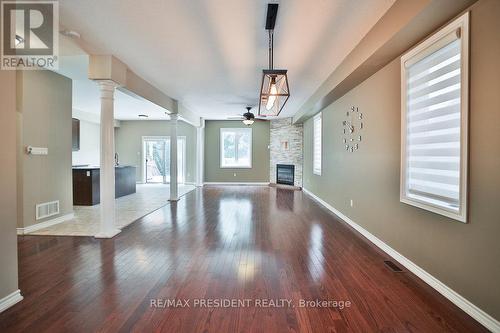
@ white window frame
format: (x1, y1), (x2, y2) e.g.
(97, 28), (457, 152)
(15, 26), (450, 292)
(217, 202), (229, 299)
(313, 112), (322, 176)
(400, 12), (469, 222)
(219, 128), (252, 169)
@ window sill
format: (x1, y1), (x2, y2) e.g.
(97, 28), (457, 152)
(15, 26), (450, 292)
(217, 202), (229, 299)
(400, 196), (466, 223)
(220, 166), (253, 169)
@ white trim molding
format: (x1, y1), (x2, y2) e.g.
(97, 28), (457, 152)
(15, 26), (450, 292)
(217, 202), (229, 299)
(0, 290), (23, 313)
(17, 212), (75, 235)
(203, 182), (270, 186)
(302, 187), (500, 333)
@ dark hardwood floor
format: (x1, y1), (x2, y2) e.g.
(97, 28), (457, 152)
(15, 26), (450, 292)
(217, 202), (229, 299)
(0, 186), (488, 332)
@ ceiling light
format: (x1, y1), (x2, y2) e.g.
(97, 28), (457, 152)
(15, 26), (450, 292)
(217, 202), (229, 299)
(243, 119), (254, 126)
(242, 106), (255, 126)
(258, 4), (290, 117)
(60, 30), (81, 39)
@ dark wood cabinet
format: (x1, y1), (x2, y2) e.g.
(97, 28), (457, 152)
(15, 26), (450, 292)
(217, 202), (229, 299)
(73, 166), (136, 206)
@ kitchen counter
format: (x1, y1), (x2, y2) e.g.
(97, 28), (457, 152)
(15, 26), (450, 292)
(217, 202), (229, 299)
(72, 165), (136, 206)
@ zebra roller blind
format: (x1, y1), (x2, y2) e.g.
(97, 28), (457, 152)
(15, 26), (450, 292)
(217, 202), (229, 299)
(313, 113), (322, 175)
(401, 13), (469, 222)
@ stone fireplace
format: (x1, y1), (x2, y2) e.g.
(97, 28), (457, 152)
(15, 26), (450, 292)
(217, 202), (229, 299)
(270, 118), (303, 188)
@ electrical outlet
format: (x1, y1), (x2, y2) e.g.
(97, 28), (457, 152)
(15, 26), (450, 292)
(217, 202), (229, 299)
(234, 173), (236, 177)
(350, 199), (354, 207)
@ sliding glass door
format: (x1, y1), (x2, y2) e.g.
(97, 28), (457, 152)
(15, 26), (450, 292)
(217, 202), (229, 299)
(143, 137), (186, 184)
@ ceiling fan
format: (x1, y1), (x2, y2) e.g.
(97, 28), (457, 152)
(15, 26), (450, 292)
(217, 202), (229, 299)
(227, 106), (267, 125)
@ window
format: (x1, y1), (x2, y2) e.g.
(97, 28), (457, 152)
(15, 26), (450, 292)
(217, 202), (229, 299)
(220, 128), (252, 168)
(313, 113), (322, 175)
(400, 13), (469, 222)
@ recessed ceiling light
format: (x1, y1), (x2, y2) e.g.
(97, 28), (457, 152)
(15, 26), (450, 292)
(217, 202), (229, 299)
(60, 30), (81, 39)
(138, 114), (148, 118)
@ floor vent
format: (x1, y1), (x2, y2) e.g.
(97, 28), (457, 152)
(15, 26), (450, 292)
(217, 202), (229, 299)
(36, 201), (60, 220)
(384, 260), (404, 272)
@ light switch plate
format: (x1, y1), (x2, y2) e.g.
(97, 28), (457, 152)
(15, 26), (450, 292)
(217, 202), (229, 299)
(26, 146), (48, 155)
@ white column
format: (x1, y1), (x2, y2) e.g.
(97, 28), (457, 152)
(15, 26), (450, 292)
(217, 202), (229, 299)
(195, 118), (205, 187)
(169, 113), (179, 201)
(95, 80), (121, 238)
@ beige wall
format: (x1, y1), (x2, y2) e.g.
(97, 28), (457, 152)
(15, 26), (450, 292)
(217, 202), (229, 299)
(204, 120), (270, 183)
(17, 71), (73, 228)
(115, 120), (197, 183)
(303, 0), (500, 320)
(0, 71), (20, 302)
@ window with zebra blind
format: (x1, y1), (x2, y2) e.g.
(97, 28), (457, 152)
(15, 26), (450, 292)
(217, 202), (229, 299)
(313, 113), (322, 175)
(400, 12), (469, 222)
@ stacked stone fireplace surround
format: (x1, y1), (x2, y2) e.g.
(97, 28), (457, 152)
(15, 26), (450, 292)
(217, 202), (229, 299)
(270, 118), (303, 188)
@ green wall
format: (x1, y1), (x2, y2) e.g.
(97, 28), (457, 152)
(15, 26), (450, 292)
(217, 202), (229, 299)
(0, 69), (19, 305)
(204, 120), (270, 183)
(115, 120), (197, 183)
(303, 0), (500, 321)
(17, 70), (73, 228)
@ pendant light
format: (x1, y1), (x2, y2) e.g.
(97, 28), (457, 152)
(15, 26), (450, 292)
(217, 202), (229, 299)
(258, 4), (290, 117)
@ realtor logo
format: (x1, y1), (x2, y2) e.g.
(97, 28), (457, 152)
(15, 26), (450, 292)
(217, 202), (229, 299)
(1, 0), (58, 70)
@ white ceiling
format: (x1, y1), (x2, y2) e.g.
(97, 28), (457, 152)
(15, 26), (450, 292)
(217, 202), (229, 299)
(72, 79), (171, 121)
(58, 0), (394, 119)
(56, 54), (171, 121)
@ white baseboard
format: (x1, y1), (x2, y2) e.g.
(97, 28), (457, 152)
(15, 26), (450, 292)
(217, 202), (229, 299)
(302, 187), (500, 333)
(0, 289), (23, 313)
(17, 212), (75, 235)
(203, 182), (270, 186)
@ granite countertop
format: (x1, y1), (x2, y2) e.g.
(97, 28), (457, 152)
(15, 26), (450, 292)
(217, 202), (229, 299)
(72, 165), (136, 170)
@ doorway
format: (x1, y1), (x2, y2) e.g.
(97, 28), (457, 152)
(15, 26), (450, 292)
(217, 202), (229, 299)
(143, 136), (186, 184)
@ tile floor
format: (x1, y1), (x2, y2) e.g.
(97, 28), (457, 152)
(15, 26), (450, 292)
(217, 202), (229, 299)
(27, 184), (195, 237)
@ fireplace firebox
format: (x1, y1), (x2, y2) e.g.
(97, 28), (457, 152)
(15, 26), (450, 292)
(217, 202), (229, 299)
(276, 164), (295, 186)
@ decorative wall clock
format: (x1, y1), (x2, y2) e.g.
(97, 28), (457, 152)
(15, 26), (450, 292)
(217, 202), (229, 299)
(342, 106), (363, 152)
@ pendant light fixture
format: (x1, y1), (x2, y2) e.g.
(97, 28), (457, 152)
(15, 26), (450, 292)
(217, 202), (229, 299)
(258, 4), (290, 117)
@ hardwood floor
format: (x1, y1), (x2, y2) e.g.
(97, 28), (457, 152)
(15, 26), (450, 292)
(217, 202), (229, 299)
(0, 186), (487, 332)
